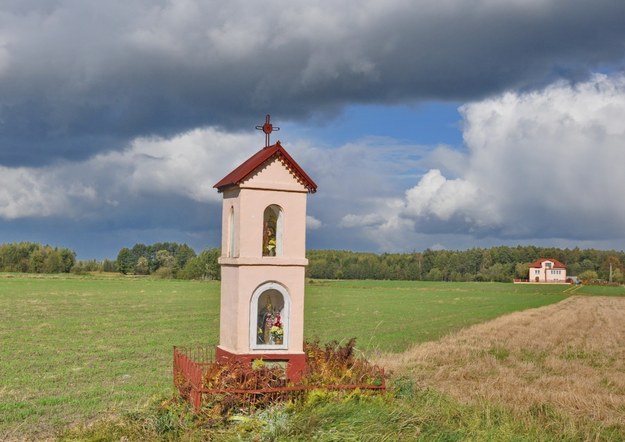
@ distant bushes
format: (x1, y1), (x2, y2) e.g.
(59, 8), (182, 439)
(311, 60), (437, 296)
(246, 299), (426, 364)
(70, 258), (117, 274)
(0, 242), (75, 273)
(175, 248), (220, 280)
(116, 242), (197, 276)
(114, 243), (220, 280)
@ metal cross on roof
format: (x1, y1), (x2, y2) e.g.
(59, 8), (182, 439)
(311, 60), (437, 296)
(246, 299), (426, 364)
(255, 114), (280, 147)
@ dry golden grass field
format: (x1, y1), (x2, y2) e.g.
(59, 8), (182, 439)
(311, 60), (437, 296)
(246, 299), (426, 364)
(377, 295), (625, 430)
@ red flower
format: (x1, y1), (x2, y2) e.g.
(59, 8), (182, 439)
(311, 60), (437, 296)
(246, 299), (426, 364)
(273, 313), (282, 329)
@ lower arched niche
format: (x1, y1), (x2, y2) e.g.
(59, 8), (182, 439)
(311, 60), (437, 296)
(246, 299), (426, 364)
(250, 282), (290, 350)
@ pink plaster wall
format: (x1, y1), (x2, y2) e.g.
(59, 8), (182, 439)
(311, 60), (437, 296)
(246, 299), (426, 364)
(219, 265), (305, 354)
(217, 156), (310, 356)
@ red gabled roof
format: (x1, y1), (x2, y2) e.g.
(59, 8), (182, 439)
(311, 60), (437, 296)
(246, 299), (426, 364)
(213, 141), (317, 193)
(529, 258), (567, 269)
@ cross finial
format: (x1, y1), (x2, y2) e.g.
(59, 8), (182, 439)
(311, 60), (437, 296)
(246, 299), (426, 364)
(255, 114), (280, 147)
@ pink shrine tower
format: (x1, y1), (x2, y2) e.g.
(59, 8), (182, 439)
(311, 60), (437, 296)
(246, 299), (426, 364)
(213, 116), (317, 380)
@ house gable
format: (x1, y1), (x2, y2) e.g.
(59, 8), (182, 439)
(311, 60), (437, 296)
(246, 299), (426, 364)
(529, 258), (567, 270)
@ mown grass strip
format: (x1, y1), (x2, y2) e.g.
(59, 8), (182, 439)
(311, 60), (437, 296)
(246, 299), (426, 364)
(305, 280), (570, 352)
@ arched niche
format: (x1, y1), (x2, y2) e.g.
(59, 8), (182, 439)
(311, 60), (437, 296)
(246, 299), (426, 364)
(262, 205), (283, 256)
(249, 282), (290, 350)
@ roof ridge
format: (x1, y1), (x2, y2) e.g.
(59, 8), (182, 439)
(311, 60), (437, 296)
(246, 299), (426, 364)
(529, 258), (567, 268)
(214, 143), (317, 193)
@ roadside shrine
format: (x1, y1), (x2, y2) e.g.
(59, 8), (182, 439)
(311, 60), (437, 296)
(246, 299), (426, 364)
(173, 116), (385, 412)
(212, 115), (317, 381)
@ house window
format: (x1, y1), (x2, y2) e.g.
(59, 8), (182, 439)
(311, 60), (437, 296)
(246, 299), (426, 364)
(545, 262), (552, 269)
(250, 282), (289, 350)
(262, 205), (283, 256)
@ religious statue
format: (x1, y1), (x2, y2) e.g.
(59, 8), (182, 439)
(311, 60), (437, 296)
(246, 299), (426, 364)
(257, 298), (275, 344)
(263, 223), (276, 256)
(256, 296), (284, 344)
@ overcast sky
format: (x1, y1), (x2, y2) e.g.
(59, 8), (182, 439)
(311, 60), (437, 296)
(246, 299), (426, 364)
(1, 0), (625, 259)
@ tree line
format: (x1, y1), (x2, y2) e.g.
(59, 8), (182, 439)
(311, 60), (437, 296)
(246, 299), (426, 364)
(1, 241), (624, 283)
(306, 247), (625, 283)
(0, 241), (220, 280)
(0, 242), (76, 274)
(115, 242), (219, 280)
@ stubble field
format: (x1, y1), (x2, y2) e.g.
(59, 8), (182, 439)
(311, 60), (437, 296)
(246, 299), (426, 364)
(378, 295), (625, 436)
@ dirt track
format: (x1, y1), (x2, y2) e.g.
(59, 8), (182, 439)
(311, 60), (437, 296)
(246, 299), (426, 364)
(377, 296), (625, 426)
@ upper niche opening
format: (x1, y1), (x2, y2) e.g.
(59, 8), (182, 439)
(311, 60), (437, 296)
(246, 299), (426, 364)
(262, 205), (283, 256)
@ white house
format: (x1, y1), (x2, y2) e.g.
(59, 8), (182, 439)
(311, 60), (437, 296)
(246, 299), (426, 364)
(528, 258), (567, 283)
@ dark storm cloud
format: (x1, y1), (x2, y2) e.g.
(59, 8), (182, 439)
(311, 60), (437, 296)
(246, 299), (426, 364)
(1, 0), (624, 166)
(0, 194), (221, 260)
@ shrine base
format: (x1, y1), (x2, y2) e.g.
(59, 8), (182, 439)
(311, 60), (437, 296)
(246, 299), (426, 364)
(216, 346), (306, 382)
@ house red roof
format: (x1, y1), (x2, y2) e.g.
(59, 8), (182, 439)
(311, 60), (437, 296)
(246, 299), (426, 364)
(213, 141), (317, 193)
(529, 258), (567, 269)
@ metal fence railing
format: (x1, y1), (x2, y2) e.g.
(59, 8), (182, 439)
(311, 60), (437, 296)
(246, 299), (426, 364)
(173, 346), (386, 412)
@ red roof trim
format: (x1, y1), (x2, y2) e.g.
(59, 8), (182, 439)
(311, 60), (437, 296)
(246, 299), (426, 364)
(213, 142), (317, 193)
(529, 258), (567, 269)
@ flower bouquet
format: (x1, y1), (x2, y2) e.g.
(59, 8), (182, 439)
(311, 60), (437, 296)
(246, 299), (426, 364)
(271, 314), (283, 344)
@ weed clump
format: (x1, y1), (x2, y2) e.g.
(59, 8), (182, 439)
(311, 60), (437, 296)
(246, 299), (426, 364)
(303, 337), (385, 387)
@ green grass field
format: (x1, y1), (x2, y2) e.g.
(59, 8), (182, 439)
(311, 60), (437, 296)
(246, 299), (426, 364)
(305, 279), (573, 352)
(0, 275), (620, 439)
(0, 275), (220, 439)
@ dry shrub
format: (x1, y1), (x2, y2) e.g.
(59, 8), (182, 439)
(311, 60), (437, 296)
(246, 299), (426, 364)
(303, 338), (385, 387)
(203, 360), (286, 391)
(201, 359), (288, 415)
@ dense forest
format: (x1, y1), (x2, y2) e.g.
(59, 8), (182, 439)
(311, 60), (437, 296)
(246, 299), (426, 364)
(306, 247), (625, 283)
(1, 241), (624, 283)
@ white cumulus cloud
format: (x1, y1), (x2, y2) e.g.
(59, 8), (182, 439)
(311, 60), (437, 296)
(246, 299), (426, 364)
(306, 215), (322, 230)
(0, 127), (259, 220)
(403, 169), (479, 222)
(342, 73), (625, 250)
(456, 73), (625, 238)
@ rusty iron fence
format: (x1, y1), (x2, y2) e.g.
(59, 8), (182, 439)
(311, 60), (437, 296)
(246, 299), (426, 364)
(173, 346), (386, 412)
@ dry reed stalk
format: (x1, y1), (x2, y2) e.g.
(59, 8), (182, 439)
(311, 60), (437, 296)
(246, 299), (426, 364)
(376, 296), (625, 426)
